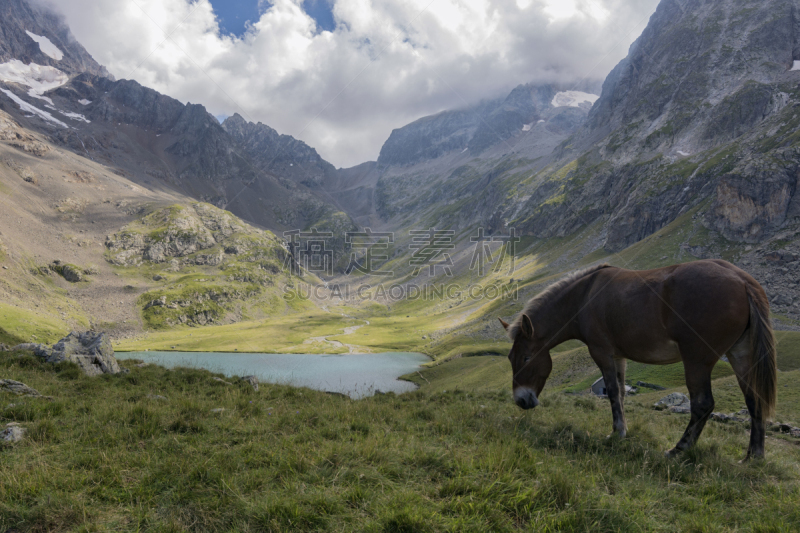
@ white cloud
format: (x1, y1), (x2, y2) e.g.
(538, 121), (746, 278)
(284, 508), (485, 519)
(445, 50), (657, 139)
(47, 0), (660, 167)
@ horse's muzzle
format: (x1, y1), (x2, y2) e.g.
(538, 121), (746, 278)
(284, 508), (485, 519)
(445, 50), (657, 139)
(514, 388), (539, 410)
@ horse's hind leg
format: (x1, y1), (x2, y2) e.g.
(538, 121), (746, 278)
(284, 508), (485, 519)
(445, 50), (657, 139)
(666, 356), (716, 457)
(727, 332), (766, 460)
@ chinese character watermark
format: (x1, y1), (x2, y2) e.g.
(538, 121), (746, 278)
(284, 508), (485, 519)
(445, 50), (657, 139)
(345, 229), (394, 276)
(283, 228), (334, 276)
(409, 228), (455, 276)
(469, 227), (519, 276)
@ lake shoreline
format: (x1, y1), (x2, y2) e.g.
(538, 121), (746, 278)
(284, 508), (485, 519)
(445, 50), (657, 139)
(117, 350), (432, 398)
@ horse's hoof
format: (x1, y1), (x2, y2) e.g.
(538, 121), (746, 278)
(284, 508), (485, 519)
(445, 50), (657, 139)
(664, 448), (681, 458)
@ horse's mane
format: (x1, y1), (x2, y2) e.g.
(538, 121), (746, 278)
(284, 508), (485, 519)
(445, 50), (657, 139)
(508, 263), (612, 340)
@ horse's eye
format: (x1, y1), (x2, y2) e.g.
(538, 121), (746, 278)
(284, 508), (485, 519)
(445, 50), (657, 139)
(523, 356), (531, 363)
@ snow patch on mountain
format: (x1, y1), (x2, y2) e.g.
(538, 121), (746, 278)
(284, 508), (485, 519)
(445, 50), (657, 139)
(522, 123), (533, 131)
(0, 60), (68, 104)
(78, 99), (92, 105)
(551, 91), (599, 108)
(0, 88), (66, 127)
(60, 111), (90, 123)
(25, 31), (64, 60)
(792, 61), (800, 71)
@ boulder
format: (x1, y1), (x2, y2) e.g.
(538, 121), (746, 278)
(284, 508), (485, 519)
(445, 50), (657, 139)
(771, 423), (800, 438)
(14, 332), (121, 376)
(0, 379), (41, 397)
(241, 375), (259, 392)
(654, 392), (690, 413)
(49, 261), (84, 282)
(1, 422), (25, 443)
(144, 296), (167, 310)
(61, 264), (83, 282)
(47, 332), (121, 376)
(194, 250), (224, 266)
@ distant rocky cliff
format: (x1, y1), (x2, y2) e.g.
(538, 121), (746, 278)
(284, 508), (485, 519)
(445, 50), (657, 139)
(0, 0), (110, 77)
(223, 113), (335, 189)
(377, 99), (502, 167)
(376, 81), (602, 169)
(413, 0), (796, 257)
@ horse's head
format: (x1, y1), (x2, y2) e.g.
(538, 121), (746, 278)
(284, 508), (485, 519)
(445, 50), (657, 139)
(500, 315), (552, 410)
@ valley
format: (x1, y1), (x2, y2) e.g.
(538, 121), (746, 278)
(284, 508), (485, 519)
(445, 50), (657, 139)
(2, 0), (800, 529)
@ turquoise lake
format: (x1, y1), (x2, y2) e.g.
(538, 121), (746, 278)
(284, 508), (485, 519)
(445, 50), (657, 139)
(117, 351), (430, 398)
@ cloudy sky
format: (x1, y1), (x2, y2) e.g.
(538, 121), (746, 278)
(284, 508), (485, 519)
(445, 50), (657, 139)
(49, 0), (660, 168)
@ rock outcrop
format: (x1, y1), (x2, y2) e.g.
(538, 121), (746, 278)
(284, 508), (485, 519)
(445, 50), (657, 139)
(653, 392), (691, 413)
(49, 261), (83, 282)
(0, 112), (49, 156)
(13, 331), (122, 376)
(241, 375), (259, 392)
(105, 203), (276, 267)
(1, 422), (25, 443)
(0, 379), (41, 397)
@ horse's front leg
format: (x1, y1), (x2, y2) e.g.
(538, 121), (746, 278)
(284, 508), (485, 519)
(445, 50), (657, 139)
(602, 366), (627, 437)
(591, 348), (627, 438)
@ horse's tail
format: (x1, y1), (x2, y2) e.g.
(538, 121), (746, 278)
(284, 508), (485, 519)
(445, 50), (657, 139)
(746, 283), (777, 420)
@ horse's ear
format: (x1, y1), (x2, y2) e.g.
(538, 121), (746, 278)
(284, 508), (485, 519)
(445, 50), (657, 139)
(521, 315), (534, 339)
(498, 318), (510, 330)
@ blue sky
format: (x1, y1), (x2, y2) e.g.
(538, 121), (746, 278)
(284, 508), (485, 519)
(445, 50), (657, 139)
(209, 0), (335, 36)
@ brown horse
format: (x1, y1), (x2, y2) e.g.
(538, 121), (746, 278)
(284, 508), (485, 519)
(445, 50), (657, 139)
(499, 259), (777, 459)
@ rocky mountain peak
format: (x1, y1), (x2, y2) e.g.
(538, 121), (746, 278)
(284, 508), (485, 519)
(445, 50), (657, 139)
(221, 112), (336, 187)
(0, 0), (110, 78)
(220, 112), (250, 134)
(581, 0), (800, 159)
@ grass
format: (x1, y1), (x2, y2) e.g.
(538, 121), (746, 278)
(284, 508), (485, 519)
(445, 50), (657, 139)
(1, 349), (799, 532)
(116, 310), (358, 354)
(0, 303), (72, 346)
(775, 330), (800, 371)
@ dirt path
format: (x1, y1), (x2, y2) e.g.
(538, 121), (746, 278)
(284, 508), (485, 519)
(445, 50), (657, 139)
(303, 318), (370, 354)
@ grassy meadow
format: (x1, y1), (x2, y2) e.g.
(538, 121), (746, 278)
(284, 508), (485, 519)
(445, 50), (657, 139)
(2, 340), (800, 532)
